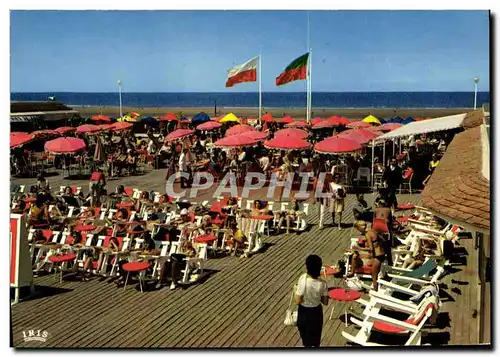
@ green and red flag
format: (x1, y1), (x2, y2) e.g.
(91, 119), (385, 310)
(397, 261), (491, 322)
(275, 53), (309, 86)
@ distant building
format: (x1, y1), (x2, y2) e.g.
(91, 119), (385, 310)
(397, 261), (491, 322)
(10, 101), (80, 130)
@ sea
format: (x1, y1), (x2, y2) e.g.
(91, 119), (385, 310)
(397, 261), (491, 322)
(11, 92), (490, 109)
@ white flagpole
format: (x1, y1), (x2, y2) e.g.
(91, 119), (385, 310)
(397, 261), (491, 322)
(306, 11), (312, 124)
(259, 53), (262, 124)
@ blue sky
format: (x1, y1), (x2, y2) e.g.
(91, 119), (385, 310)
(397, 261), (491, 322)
(10, 10), (490, 92)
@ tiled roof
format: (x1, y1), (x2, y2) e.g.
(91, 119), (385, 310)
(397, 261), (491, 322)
(462, 109), (485, 129)
(421, 125), (490, 230)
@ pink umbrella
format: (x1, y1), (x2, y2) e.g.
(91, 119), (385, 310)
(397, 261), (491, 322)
(112, 122), (134, 131)
(213, 134), (258, 148)
(55, 126), (77, 135)
(373, 123), (403, 132)
(285, 120), (310, 128)
(347, 121), (371, 129)
(314, 136), (362, 154)
(311, 117), (323, 125)
(159, 113), (178, 121)
(338, 128), (381, 144)
(241, 130), (269, 141)
(165, 129), (195, 142)
(261, 113), (275, 123)
(32, 129), (61, 137)
(226, 124), (255, 136)
(264, 136), (311, 151)
(197, 121), (222, 131)
(76, 124), (102, 134)
(274, 128), (309, 140)
(312, 120), (339, 129)
(10, 132), (35, 149)
(327, 116), (350, 126)
(99, 124), (114, 131)
(45, 137), (86, 154)
(277, 116), (294, 124)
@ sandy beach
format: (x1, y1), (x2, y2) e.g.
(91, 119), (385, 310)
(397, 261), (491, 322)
(76, 106), (472, 120)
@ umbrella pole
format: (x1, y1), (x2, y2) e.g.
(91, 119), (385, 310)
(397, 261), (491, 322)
(383, 140), (386, 167)
(371, 140), (375, 191)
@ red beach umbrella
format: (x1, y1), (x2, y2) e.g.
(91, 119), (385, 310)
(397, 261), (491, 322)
(45, 137), (86, 154)
(91, 114), (111, 122)
(338, 117), (350, 125)
(264, 136), (311, 151)
(312, 120), (338, 129)
(327, 116), (349, 126)
(112, 122), (134, 131)
(274, 128), (309, 140)
(261, 113), (275, 123)
(277, 116), (294, 124)
(165, 129), (195, 142)
(32, 129), (61, 137)
(55, 126), (76, 135)
(213, 134), (258, 148)
(159, 113), (178, 121)
(314, 136), (362, 154)
(311, 117), (323, 125)
(197, 121), (222, 131)
(285, 120), (310, 128)
(76, 124), (102, 134)
(241, 130), (269, 141)
(347, 121), (371, 129)
(373, 123), (403, 132)
(338, 128), (381, 144)
(10, 132), (35, 149)
(226, 124), (255, 136)
(99, 124), (114, 131)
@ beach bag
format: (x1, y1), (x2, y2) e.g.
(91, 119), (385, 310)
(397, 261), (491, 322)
(284, 288), (298, 326)
(346, 276), (365, 291)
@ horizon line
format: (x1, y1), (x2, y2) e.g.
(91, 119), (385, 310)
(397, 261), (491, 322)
(11, 90), (491, 94)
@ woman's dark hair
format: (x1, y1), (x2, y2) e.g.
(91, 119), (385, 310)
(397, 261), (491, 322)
(305, 254), (323, 279)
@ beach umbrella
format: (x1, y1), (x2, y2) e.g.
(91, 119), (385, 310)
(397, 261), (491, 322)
(274, 128), (309, 140)
(312, 120), (338, 129)
(44, 137), (86, 154)
(159, 113), (178, 121)
(328, 116), (350, 126)
(90, 114), (111, 122)
(374, 123), (403, 132)
(241, 130), (269, 141)
(389, 116), (404, 124)
(99, 124), (114, 131)
(213, 134), (258, 148)
(55, 126), (77, 135)
(338, 128), (381, 145)
(210, 116), (221, 122)
(277, 116), (294, 124)
(197, 121), (222, 131)
(165, 129), (195, 142)
(311, 117), (323, 125)
(403, 117), (415, 125)
(219, 113), (240, 123)
(362, 115), (381, 125)
(285, 120), (310, 128)
(117, 115), (137, 122)
(112, 122), (134, 131)
(347, 121), (371, 129)
(264, 136), (311, 151)
(129, 112), (140, 119)
(191, 112), (211, 124)
(10, 132), (35, 149)
(314, 136), (362, 154)
(76, 124), (102, 134)
(93, 136), (107, 161)
(261, 113), (275, 123)
(138, 116), (159, 126)
(226, 124), (254, 136)
(32, 129), (61, 138)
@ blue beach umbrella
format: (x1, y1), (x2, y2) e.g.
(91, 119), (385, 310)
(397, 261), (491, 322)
(192, 112), (211, 124)
(402, 117), (415, 125)
(139, 116), (159, 126)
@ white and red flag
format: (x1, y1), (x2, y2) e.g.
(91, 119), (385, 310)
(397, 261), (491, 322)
(225, 56), (258, 88)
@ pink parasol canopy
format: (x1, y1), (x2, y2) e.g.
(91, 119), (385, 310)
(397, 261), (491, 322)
(241, 130), (269, 141)
(312, 120), (339, 129)
(285, 120), (310, 128)
(226, 124), (255, 136)
(165, 129), (195, 142)
(99, 124), (114, 131)
(213, 134), (258, 148)
(91, 114), (111, 122)
(32, 129), (61, 137)
(347, 120), (371, 129)
(261, 113), (275, 123)
(327, 116), (350, 126)
(311, 117), (323, 125)
(197, 121), (222, 131)
(264, 136), (311, 151)
(55, 126), (77, 134)
(10, 132), (35, 149)
(76, 124), (102, 134)
(112, 122), (134, 131)
(338, 128), (381, 144)
(44, 137), (86, 154)
(159, 113), (178, 121)
(277, 116), (294, 124)
(274, 128), (309, 140)
(314, 136), (362, 154)
(373, 123), (403, 132)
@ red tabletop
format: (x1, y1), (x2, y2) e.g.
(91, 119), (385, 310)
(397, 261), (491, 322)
(328, 288), (361, 301)
(193, 234), (217, 244)
(24, 197), (37, 203)
(211, 217), (225, 225)
(49, 253), (77, 263)
(75, 225), (96, 232)
(322, 266), (341, 276)
(113, 220), (145, 225)
(356, 265), (373, 274)
(127, 230), (148, 235)
(123, 261), (151, 272)
(397, 203), (415, 210)
(116, 202), (134, 209)
(396, 216), (409, 223)
(250, 215), (274, 221)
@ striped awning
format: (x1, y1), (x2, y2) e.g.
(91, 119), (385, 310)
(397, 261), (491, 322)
(10, 115), (42, 123)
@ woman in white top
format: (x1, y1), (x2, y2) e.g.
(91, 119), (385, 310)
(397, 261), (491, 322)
(295, 255), (329, 347)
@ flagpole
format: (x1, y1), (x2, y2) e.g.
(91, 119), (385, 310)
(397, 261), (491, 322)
(306, 12), (312, 124)
(259, 53), (262, 124)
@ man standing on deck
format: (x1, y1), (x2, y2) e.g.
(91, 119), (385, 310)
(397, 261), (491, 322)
(179, 148), (191, 189)
(382, 158), (402, 209)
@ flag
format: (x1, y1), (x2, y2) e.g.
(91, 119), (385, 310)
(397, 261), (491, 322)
(226, 56), (258, 87)
(276, 53), (309, 86)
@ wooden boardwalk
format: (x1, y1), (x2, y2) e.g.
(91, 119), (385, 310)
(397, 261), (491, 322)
(11, 169), (481, 348)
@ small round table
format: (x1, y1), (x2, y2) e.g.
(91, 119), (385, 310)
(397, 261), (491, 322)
(122, 261), (151, 293)
(322, 265), (341, 287)
(74, 225), (97, 232)
(116, 202), (134, 209)
(193, 234), (217, 244)
(328, 288), (361, 326)
(49, 253), (77, 283)
(24, 197), (37, 203)
(397, 203), (415, 211)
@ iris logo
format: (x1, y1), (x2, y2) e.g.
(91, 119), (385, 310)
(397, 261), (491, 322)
(22, 329), (49, 342)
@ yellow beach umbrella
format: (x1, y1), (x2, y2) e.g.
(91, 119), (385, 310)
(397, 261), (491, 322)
(219, 113), (240, 123)
(362, 115), (381, 125)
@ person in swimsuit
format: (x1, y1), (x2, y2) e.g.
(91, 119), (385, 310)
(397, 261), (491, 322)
(365, 223), (387, 292)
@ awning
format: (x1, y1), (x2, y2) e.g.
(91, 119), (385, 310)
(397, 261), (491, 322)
(374, 113), (467, 142)
(10, 115), (43, 123)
